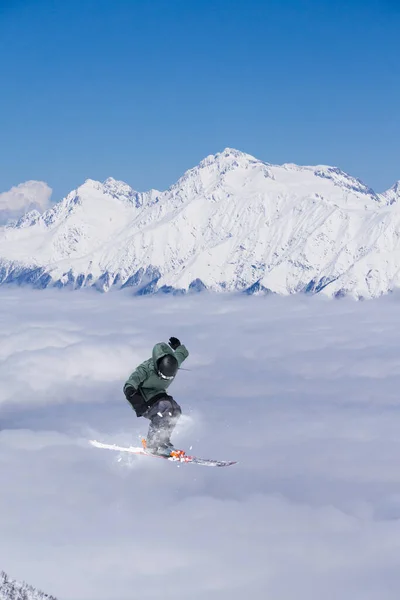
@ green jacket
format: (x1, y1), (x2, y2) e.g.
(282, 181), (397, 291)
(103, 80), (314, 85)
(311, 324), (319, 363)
(124, 342), (189, 403)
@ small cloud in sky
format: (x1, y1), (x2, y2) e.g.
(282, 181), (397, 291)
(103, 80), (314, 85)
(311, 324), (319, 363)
(0, 180), (52, 224)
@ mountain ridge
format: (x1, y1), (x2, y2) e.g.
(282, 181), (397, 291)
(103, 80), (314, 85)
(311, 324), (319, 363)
(0, 148), (399, 298)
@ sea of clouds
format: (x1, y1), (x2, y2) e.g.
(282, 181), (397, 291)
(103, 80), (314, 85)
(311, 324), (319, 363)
(1, 288), (400, 600)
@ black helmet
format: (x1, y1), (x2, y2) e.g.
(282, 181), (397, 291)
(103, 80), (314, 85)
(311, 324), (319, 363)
(157, 354), (178, 380)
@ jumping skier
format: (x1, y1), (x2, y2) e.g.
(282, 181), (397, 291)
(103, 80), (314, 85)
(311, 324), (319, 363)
(123, 337), (189, 455)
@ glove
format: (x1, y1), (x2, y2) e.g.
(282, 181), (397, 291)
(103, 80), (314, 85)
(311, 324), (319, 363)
(168, 337), (181, 350)
(124, 385), (148, 417)
(123, 384), (137, 401)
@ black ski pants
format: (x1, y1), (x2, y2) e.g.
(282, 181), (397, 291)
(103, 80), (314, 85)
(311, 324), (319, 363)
(143, 395), (182, 447)
(126, 391), (181, 447)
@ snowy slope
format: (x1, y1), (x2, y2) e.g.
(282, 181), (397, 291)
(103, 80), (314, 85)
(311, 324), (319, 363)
(0, 148), (399, 298)
(0, 572), (56, 600)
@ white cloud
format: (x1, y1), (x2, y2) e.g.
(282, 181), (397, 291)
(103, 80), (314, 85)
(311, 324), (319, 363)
(1, 290), (400, 599)
(0, 180), (52, 223)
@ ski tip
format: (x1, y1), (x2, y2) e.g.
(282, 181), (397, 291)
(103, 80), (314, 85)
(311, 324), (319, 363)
(89, 439), (102, 448)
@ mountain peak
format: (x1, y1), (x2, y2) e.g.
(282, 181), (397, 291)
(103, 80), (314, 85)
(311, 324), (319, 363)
(220, 147), (258, 160)
(165, 147), (268, 199)
(199, 147), (261, 169)
(102, 177), (137, 198)
(66, 178), (139, 206)
(381, 180), (400, 205)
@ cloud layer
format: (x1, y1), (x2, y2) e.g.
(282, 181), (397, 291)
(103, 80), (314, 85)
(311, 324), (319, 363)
(1, 290), (400, 599)
(0, 181), (52, 223)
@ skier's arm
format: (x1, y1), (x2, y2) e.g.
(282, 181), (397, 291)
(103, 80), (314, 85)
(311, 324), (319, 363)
(174, 344), (189, 367)
(168, 336), (189, 367)
(124, 363), (149, 393)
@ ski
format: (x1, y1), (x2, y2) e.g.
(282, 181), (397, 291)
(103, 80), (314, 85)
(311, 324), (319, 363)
(90, 440), (237, 467)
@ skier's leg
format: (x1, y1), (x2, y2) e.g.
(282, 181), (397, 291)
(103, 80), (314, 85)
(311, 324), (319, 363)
(165, 398), (182, 439)
(144, 397), (181, 449)
(145, 400), (172, 448)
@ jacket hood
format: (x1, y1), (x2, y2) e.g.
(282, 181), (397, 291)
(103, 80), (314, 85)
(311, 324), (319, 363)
(152, 342), (174, 368)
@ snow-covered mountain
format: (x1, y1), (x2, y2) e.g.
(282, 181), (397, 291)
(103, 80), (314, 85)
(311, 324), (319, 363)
(0, 572), (56, 600)
(1, 148), (399, 298)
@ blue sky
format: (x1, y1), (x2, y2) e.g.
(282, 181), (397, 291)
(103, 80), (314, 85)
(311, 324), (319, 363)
(0, 0), (399, 201)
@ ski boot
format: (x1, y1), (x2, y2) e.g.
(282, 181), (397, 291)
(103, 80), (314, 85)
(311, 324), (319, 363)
(142, 438), (185, 458)
(142, 437), (172, 456)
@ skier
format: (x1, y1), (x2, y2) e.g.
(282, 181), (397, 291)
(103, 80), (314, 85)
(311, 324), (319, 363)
(123, 337), (189, 455)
